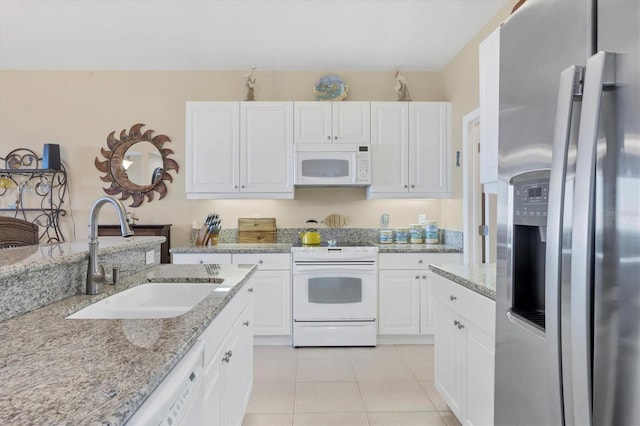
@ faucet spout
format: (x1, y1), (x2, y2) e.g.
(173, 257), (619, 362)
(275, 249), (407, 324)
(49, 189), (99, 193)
(86, 196), (134, 295)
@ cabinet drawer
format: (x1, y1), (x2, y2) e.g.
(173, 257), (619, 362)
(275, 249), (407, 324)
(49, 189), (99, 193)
(432, 273), (495, 336)
(379, 253), (461, 270)
(233, 253), (291, 270)
(172, 253), (232, 264)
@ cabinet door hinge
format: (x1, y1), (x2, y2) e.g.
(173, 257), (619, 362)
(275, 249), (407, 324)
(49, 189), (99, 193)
(478, 225), (489, 236)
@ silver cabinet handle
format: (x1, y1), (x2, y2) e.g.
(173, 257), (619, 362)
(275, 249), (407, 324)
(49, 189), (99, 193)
(248, 287), (254, 293)
(334, 136), (338, 140)
(243, 321), (250, 326)
(415, 275), (420, 279)
(327, 135), (331, 140)
(449, 295), (457, 301)
(571, 51), (616, 426)
(234, 185), (238, 189)
(411, 184), (415, 188)
(418, 259), (423, 264)
(422, 275), (427, 279)
(223, 351), (232, 363)
(404, 185), (408, 188)
(453, 320), (459, 326)
(199, 260), (204, 264)
(457, 322), (465, 330)
(259, 260), (263, 264)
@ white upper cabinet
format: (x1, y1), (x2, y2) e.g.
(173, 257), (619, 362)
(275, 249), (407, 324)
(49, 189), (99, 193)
(294, 102), (370, 145)
(369, 102), (409, 192)
(240, 102), (294, 194)
(479, 26), (500, 194)
(186, 101), (294, 199)
(367, 102), (451, 199)
(186, 102), (240, 194)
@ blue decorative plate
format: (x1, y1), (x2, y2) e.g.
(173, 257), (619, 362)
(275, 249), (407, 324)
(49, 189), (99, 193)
(314, 75), (349, 101)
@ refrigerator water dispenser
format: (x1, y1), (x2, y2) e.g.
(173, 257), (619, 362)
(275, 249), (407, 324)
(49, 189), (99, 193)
(510, 171), (550, 331)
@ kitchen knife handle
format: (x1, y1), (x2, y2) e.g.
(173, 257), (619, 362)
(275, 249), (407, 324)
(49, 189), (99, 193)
(571, 51), (616, 426)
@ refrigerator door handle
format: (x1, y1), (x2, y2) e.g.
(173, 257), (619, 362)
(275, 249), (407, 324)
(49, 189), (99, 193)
(570, 51), (616, 426)
(546, 64), (583, 426)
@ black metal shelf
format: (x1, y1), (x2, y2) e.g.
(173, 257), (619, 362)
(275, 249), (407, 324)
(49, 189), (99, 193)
(0, 149), (68, 243)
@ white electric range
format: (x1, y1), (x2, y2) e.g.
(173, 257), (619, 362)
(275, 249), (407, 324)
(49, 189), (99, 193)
(291, 243), (378, 347)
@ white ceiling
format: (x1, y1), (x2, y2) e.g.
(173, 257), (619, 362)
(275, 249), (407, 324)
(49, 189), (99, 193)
(0, 0), (507, 71)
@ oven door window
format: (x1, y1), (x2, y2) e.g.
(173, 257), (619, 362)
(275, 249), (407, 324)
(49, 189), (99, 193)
(308, 277), (362, 304)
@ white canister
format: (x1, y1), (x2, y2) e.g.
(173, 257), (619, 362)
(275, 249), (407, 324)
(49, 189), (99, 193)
(425, 221), (439, 244)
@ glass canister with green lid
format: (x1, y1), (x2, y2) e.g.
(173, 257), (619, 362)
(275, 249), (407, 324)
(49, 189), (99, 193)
(394, 227), (409, 244)
(425, 221), (439, 244)
(409, 224), (424, 244)
(378, 229), (394, 244)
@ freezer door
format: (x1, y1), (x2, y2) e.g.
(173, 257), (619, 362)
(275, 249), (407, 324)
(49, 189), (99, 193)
(495, 0), (590, 425)
(590, 1), (640, 425)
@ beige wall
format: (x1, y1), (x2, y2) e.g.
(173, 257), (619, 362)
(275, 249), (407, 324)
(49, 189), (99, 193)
(0, 71), (445, 246)
(0, 3), (516, 247)
(439, 1), (517, 230)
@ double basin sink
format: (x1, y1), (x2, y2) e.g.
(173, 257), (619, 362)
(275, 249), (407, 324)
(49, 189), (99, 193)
(67, 281), (224, 319)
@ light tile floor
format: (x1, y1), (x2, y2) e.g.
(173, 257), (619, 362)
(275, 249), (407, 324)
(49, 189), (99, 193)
(243, 345), (462, 426)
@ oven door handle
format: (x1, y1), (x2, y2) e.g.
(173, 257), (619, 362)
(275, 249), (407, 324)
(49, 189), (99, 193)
(293, 263), (376, 272)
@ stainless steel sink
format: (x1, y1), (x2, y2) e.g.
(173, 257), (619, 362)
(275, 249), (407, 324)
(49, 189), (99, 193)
(67, 282), (221, 319)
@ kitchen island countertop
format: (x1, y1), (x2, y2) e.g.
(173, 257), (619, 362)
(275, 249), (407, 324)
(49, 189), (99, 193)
(429, 262), (496, 300)
(0, 262), (256, 425)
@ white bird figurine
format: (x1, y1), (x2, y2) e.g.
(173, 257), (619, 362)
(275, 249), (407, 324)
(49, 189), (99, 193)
(395, 70), (412, 101)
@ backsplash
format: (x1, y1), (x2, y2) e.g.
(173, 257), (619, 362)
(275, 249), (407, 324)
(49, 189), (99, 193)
(191, 227), (463, 248)
(0, 239), (162, 321)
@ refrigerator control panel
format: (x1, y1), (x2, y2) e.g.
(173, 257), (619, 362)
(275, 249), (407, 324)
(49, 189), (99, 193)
(512, 176), (549, 226)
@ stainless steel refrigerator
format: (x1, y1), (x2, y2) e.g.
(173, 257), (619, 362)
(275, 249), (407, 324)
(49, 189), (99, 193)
(495, 0), (639, 425)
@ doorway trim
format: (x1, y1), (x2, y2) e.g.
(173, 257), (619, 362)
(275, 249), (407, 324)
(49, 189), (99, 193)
(462, 108), (481, 264)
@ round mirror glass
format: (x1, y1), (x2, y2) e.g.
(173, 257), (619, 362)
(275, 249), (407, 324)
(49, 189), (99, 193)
(122, 141), (164, 187)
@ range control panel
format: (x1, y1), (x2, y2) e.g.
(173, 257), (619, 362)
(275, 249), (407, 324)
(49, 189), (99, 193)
(512, 172), (550, 226)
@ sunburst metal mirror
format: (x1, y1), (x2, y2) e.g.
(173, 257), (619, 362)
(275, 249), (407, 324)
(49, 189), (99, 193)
(95, 123), (179, 207)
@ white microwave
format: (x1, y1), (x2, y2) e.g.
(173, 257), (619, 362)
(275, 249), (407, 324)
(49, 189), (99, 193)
(294, 144), (371, 187)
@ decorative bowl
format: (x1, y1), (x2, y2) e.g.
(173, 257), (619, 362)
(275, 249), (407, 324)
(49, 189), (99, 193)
(314, 74), (349, 101)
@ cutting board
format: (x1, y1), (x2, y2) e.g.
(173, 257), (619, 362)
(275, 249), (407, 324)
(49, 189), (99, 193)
(238, 218), (276, 243)
(322, 213), (348, 228)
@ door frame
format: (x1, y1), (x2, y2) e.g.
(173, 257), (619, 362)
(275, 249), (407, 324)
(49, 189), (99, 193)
(462, 108), (482, 264)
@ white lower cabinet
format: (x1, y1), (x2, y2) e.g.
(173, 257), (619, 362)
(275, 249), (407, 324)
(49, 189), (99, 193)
(233, 253), (291, 337)
(377, 253), (461, 336)
(173, 253), (291, 337)
(202, 285), (254, 426)
(432, 273), (495, 426)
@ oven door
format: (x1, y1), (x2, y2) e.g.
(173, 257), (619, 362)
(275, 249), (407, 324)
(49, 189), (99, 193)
(293, 263), (376, 321)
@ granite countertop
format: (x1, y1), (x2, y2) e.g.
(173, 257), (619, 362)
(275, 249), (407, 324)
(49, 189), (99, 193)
(171, 242), (461, 255)
(376, 243), (462, 253)
(171, 243), (293, 254)
(0, 263), (256, 425)
(0, 236), (166, 278)
(429, 263), (496, 300)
